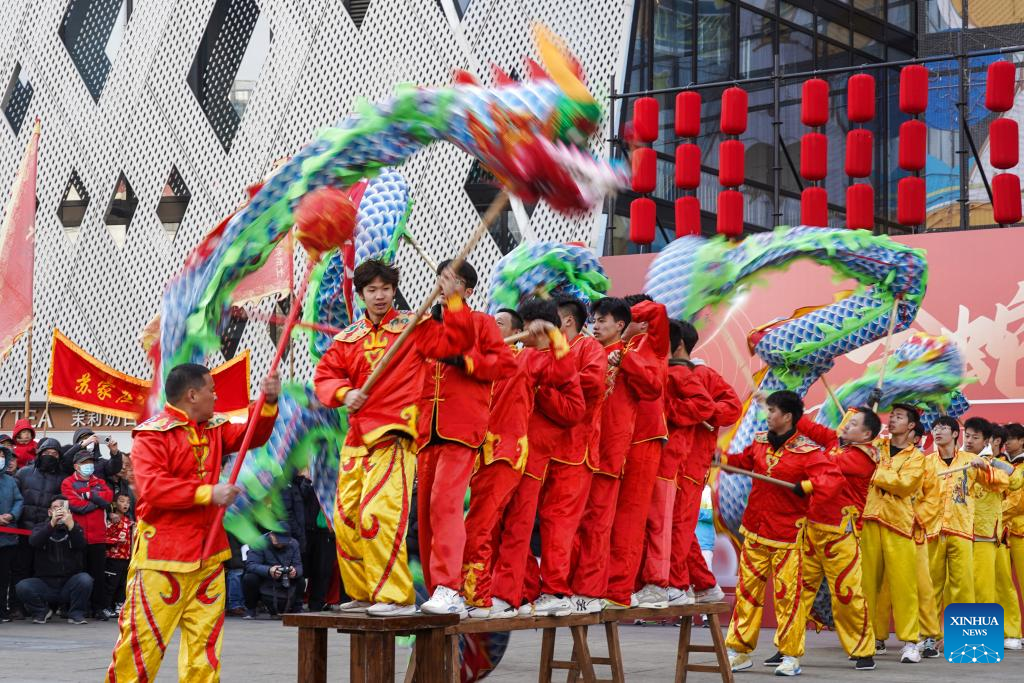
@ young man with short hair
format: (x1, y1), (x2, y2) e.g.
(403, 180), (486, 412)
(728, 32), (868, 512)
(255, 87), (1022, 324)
(967, 417), (1012, 604)
(723, 391), (843, 677)
(62, 449), (113, 619)
(1002, 423), (1024, 650)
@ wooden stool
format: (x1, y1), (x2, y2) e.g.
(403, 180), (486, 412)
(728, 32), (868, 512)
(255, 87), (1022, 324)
(282, 611), (459, 683)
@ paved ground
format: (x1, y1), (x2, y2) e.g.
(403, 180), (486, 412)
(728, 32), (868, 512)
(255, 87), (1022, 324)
(0, 616), (1015, 681)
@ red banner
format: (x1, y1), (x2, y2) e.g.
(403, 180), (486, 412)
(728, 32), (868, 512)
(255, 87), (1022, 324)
(0, 119), (39, 359)
(48, 329), (251, 419)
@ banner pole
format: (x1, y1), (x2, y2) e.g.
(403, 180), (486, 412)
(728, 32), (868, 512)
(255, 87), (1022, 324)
(23, 322), (33, 415)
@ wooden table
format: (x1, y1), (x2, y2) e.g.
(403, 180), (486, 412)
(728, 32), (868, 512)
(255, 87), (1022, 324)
(281, 611), (459, 683)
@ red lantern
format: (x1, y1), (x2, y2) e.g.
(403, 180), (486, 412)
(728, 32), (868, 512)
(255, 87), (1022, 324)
(993, 173), (1022, 225)
(675, 91), (701, 138)
(846, 184), (874, 230)
(716, 190), (744, 237)
(801, 187), (829, 227)
(294, 186), (357, 259)
(801, 78), (830, 127)
(800, 132), (828, 181)
(675, 143), (700, 189)
(630, 197), (657, 244)
(989, 118), (1019, 169)
(718, 140), (745, 187)
(898, 120), (926, 171)
(631, 147), (657, 194)
(721, 87), (748, 135)
(897, 176), (926, 226)
(633, 97), (659, 143)
(847, 74), (876, 123)
(899, 65), (929, 114)
(845, 129), (873, 178)
(675, 196), (701, 237)
(986, 61), (1017, 113)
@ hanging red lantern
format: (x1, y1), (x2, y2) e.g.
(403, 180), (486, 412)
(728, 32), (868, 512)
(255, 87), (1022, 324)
(989, 118), (1019, 169)
(630, 197), (657, 244)
(675, 143), (700, 189)
(897, 177), (926, 226)
(801, 187), (829, 227)
(800, 132), (828, 181)
(633, 97), (660, 143)
(675, 91), (701, 138)
(845, 129), (874, 178)
(721, 87), (748, 135)
(716, 190), (744, 237)
(847, 74), (876, 123)
(801, 78), (830, 127)
(631, 147), (657, 194)
(993, 173), (1022, 225)
(675, 196), (701, 237)
(846, 184), (874, 229)
(985, 61), (1017, 113)
(899, 65), (929, 114)
(718, 140), (745, 187)
(898, 120), (927, 171)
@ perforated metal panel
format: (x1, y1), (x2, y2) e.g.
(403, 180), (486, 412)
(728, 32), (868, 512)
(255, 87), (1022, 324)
(0, 0), (633, 401)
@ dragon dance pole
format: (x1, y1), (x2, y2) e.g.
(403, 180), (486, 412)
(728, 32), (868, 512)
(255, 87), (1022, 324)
(718, 462), (798, 489)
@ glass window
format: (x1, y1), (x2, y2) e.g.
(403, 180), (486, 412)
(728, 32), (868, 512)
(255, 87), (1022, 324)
(887, 0), (913, 30)
(779, 26), (814, 73)
(653, 0), (695, 90)
(741, 0), (772, 11)
(697, 0), (733, 82)
(817, 15), (850, 46)
(817, 38), (851, 69)
(739, 10), (775, 79)
(780, 2), (813, 29)
(853, 31), (884, 59)
(852, 0), (883, 18)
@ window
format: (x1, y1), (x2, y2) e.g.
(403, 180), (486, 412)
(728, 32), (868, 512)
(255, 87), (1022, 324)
(697, 0), (733, 82)
(59, 0), (131, 102)
(104, 172), (137, 248)
(2, 63), (33, 134)
(158, 166), (191, 242)
(58, 170), (90, 241)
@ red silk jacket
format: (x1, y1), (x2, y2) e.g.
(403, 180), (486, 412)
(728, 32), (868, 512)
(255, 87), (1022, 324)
(630, 301), (670, 444)
(418, 308), (517, 449)
(313, 301), (475, 450)
(131, 402), (277, 571)
(548, 334), (607, 467)
(678, 364), (741, 485)
(593, 338), (661, 477)
(657, 361), (715, 480)
(797, 416), (879, 530)
(525, 345), (585, 480)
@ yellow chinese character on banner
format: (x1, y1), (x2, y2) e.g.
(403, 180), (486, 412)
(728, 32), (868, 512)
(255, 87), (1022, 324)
(97, 380), (114, 401)
(75, 373), (91, 395)
(116, 390), (133, 404)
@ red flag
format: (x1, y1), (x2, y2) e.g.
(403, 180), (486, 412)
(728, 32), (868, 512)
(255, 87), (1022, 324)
(0, 119), (39, 358)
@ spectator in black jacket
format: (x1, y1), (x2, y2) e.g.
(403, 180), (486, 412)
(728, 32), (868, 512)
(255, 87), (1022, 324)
(15, 495), (92, 624)
(225, 533), (246, 617)
(242, 527), (302, 618)
(60, 429), (124, 481)
(11, 437), (64, 618)
(0, 447), (23, 621)
(280, 476), (307, 555)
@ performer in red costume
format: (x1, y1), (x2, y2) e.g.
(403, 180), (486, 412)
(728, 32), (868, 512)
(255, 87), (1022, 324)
(535, 297), (607, 607)
(668, 334), (741, 605)
(418, 260), (516, 617)
(635, 320), (715, 608)
(570, 297), (660, 614)
(107, 364), (279, 683)
(461, 301), (574, 618)
(605, 295), (672, 608)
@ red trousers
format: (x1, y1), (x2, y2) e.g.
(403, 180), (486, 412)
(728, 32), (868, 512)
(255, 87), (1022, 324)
(461, 460), (521, 607)
(491, 475), (543, 606)
(523, 553), (541, 604)
(606, 441), (663, 604)
(670, 477), (716, 591)
(418, 441), (476, 593)
(641, 477), (678, 587)
(571, 473), (620, 597)
(539, 461), (593, 596)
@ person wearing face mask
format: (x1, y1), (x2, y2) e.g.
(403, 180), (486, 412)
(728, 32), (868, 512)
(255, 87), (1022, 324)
(12, 437), (65, 618)
(61, 450), (113, 620)
(60, 428), (124, 482)
(0, 446), (23, 622)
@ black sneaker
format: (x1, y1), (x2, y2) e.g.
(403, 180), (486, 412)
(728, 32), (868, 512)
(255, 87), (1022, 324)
(920, 638), (939, 658)
(874, 640), (886, 655)
(763, 650), (784, 666)
(855, 656), (876, 671)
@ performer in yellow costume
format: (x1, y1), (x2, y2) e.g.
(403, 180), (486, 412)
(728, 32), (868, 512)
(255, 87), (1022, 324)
(965, 418), (1012, 604)
(983, 423), (1024, 650)
(1002, 423), (1024, 651)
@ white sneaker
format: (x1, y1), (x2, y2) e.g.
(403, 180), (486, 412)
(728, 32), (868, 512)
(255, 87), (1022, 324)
(667, 587), (695, 606)
(571, 595), (604, 614)
(532, 593), (573, 617)
(634, 584), (670, 608)
(488, 598), (517, 619)
(695, 585), (726, 603)
(337, 600), (372, 613)
(774, 656), (801, 676)
(1006, 638), (1023, 650)
(630, 593), (639, 607)
(899, 642), (921, 663)
(517, 602), (534, 616)
(421, 585), (468, 618)
(367, 602), (416, 616)
(729, 650), (753, 672)
(466, 605), (491, 619)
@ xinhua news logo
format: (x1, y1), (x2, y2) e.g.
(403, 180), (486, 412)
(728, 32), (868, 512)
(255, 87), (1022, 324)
(944, 603), (1004, 663)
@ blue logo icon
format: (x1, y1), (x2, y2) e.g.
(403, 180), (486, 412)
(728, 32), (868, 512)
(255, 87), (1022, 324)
(944, 603), (1004, 663)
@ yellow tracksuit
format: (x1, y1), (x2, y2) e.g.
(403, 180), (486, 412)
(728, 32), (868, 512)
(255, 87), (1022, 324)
(973, 454), (1011, 603)
(333, 437), (417, 605)
(860, 439), (925, 644)
(998, 457), (1024, 637)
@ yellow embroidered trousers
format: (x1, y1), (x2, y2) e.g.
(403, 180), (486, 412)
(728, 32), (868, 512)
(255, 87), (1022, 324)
(726, 538), (804, 657)
(973, 540), (998, 604)
(333, 437), (417, 605)
(107, 559), (226, 683)
(873, 540), (941, 640)
(996, 543), (1022, 638)
(797, 522), (874, 657)
(860, 521), (919, 644)
(928, 533), (974, 610)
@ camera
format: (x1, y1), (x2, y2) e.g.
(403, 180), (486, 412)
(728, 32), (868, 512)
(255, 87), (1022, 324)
(277, 566), (293, 589)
